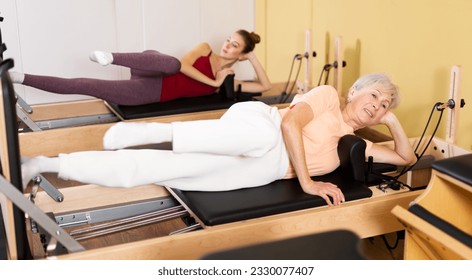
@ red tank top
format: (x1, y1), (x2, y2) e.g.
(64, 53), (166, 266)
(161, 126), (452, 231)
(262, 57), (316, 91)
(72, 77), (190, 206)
(160, 52), (217, 102)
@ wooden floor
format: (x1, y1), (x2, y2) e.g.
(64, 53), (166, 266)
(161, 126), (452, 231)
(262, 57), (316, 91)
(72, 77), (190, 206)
(360, 232), (405, 260)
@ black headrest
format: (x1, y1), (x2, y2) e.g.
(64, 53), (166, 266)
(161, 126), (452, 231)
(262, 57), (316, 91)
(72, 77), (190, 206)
(337, 134), (366, 182)
(218, 74), (235, 99)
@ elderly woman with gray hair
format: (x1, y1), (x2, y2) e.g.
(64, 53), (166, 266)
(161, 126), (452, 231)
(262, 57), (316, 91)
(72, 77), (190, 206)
(21, 73), (416, 206)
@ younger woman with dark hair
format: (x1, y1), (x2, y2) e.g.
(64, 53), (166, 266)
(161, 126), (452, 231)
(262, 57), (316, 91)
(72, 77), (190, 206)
(11, 30), (271, 106)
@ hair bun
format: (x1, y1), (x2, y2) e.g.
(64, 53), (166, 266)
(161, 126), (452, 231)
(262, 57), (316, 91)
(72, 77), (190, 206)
(250, 32), (261, 44)
(237, 29), (260, 53)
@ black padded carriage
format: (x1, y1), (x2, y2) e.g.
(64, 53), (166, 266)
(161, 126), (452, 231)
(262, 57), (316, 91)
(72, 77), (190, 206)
(106, 74), (261, 120)
(168, 134), (373, 226)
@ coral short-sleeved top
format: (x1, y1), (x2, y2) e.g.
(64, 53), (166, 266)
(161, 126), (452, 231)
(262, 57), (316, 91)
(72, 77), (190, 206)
(278, 85), (373, 179)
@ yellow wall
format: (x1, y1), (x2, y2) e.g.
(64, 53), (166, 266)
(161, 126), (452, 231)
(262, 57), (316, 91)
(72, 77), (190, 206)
(256, 0), (472, 151)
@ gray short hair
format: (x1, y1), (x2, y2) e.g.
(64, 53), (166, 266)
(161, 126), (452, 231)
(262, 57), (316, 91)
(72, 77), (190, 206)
(350, 73), (399, 109)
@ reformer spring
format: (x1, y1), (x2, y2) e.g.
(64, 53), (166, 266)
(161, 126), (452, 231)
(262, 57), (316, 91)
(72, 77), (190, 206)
(68, 205), (188, 241)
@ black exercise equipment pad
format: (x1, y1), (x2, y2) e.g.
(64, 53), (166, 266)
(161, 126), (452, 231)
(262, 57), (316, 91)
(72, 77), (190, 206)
(106, 94), (237, 120)
(431, 153), (472, 187)
(408, 204), (472, 248)
(105, 74), (261, 120)
(170, 168), (372, 226)
(201, 230), (365, 260)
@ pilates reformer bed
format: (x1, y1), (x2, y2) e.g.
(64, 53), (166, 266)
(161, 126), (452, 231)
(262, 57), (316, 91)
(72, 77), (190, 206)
(1, 20), (265, 131)
(15, 73), (263, 132)
(6, 34), (346, 133)
(9, 36), (344, 131)
(0, 6), (343, 131)
(1, 65), (373, 259)
(3, 57), (463, 260)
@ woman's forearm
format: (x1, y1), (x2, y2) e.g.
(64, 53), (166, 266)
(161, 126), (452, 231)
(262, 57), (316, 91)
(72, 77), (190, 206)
(179, 42), (220, 87)
(281, 119), (312, 188)
(282, 108), (344, 205)
(281, 102), (344, 205)
(281, 103), (314, 189)
(385, 115), (417, 165)
(180, 63), (218, 87)
(238, 52), (272, 93)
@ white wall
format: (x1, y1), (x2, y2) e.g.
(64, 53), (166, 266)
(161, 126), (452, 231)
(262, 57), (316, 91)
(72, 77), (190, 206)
(1, 0), (254, 104)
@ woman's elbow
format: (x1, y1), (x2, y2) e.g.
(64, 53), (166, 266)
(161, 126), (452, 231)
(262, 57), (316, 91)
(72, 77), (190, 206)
(262, 83), (272, 92)
(252, 81), (272, 93)
(395, 152), (417, 167)
(405, 153), (418, 166)
(179, 63), (190, 73)
(281, 116), (296, 136)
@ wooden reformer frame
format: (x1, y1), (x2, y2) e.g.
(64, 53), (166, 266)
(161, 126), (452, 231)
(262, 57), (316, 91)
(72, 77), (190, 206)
(14, 34), (347, 132)
(3, 103), (443, 260)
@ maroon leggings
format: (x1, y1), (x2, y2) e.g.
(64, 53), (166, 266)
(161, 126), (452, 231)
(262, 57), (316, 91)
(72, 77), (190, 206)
(23, 50), (181, 105)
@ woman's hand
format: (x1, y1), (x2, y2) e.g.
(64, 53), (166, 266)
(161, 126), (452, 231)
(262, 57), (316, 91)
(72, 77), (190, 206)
(379, 110), (397, 126)
(180, 42), (223, 87)
(239, 51), (256, 62)
(301, 180), (345, 206)
(214, 68), (235, 87)
(368, 110), (417, 166)
(235, 51), (272, 92)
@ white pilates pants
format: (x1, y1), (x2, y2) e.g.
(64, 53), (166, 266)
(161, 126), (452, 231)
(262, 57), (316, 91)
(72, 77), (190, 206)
(58, 102), (290, 191)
